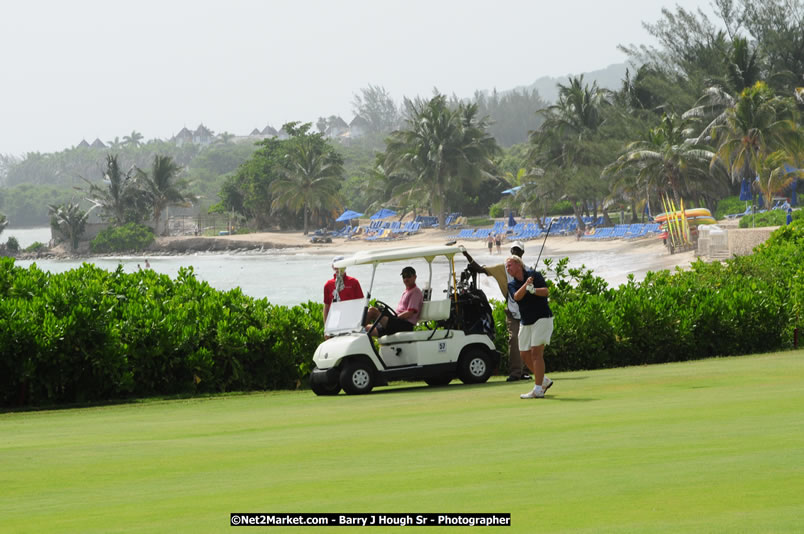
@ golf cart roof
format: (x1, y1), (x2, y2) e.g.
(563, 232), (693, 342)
(333, 245), (466, 269)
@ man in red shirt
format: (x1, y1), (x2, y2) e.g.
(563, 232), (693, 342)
(323, 256), (364, 325)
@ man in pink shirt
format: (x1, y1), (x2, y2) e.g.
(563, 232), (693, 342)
(366, 266), (423, 336)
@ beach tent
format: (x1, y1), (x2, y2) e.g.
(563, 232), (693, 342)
(370, 208), (397, 220)
(335, 209), (363, 222)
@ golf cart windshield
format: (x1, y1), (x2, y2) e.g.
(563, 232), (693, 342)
(325, 297), (369, 336)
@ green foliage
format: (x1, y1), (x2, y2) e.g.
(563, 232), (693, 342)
(0, 184), (75, 227)
(550, 200), (574, 215)
(0, 260), (324, 407)
(739, 208), (800, 228)
(25, 241), (46, 252)
(5, 236), (19, 252)
(90, 223), (156, 253)
(488, 202), (504, 218)
(715, 195), (747, 219)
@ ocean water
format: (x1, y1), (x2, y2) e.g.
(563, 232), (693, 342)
(9, 227), (672, 307)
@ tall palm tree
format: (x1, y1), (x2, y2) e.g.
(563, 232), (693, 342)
(83, 154), (140, 224)
(530, 76), (610, 228)
(605, 113), (720, 206)
(123, 130), (144, 148)
(49, 201), (92, 251)
(384, 94), (499, 229)
(136, 155), (192, 236)
(270, 127), (343, 235)
(712, 81), (796, 193)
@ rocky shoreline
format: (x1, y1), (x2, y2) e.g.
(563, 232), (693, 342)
(6, 236), (304, 261)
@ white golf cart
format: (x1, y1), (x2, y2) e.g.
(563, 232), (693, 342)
(310, 245), (500, 395)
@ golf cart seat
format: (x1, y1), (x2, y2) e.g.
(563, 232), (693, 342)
(378, 299), (452, 345)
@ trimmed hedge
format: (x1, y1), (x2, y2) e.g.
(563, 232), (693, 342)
(2, 220), (802, 407)
(0, 262), (322, 406)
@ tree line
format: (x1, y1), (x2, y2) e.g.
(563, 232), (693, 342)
(3, 0), (803, 237)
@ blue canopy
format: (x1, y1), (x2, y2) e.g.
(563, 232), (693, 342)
(739, 179), (752, 201)
(501, 186), (523, 195)
(335, 209), (363, 222)
(370, 208), (397, 220)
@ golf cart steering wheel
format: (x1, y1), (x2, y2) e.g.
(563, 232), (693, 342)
(367, 300), (396, 337)
(373, 300), (397, 318)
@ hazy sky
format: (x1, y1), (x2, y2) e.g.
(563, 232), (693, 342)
(1, 0), (715, 157)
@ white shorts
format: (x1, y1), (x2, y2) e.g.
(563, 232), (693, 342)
(518, 317), (554, 352)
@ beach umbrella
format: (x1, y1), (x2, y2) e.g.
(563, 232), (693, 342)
(369, 208), (397, 220)
(508, 212), (516, 227)
(739, 179), (752, 201)
(335, 209), (363, 222)
(501, 186), (522, 195)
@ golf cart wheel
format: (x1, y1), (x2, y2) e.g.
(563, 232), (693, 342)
(424, 375), (453, 386)
(458, 348), (492, 384)
(339, 359), (375, 395)
(310, 378), (341, 396)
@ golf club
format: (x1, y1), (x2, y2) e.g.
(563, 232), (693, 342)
(534, 219), (554, 269)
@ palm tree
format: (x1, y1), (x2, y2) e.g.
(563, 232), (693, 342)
(217, 131), (235, 144)
(49, 201), (91, 251)
(605, 113), (721, 207)
(136, 155), (192, 236)
(384, 94), (499, 229)
(107, 137), (124, 150)
(712, 81), (796, 195)
(529, 76), (611, 228)
(0, 212), (8, 237)
(123, 130), (144, 148)
(270, 126), (343, 235)
(83, 154), (141, 224)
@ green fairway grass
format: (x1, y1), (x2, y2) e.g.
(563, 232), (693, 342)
(2, 351), (803, 533)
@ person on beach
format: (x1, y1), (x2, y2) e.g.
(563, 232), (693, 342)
(487, 234), (494, 254)
(506, 255), (554, 399)
(463, 241), (532, 382)
(365, 266), (422, 337)
(323, 255), (364, 326)
(144, 259), (151, 269)
(495, 233), (502, 254)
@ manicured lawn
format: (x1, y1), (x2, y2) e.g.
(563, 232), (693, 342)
(2, 351), (803, 533)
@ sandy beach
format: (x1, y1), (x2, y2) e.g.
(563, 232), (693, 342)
(157, 227), (698, 280)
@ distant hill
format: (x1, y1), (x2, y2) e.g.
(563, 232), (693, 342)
(511, 63), (629, 103)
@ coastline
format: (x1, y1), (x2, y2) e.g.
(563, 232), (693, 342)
(12, 227), (698, 280)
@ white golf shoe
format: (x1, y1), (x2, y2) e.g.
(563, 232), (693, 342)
(520, 385), (545, 399)
(542, 377), (553, 392)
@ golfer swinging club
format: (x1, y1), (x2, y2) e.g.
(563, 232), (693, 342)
(506, 255), (554, 399)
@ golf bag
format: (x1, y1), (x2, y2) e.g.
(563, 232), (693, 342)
(438, 267), (496, 341)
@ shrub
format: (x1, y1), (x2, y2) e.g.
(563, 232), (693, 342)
(6, 236), (19, 252)
(488, 202), (504, 218)
(25, 241), (46, 252)
(714, 195), (745, 220)
(740, 208), (799, 228)
(90, 223), (155, 253)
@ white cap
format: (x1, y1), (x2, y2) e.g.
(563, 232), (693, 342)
(332, 256), (344, 269)
(511, 241), (525, 253)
